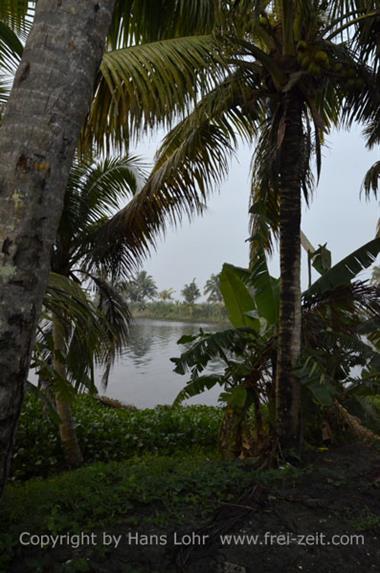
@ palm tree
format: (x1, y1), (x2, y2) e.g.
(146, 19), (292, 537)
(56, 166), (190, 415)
(122, 271), (158, 308)
(35, 155), (144, 466)
(181, 279), (201, 305)
(0, 0), (220, 486)
(159, 288), (175, 301)
(0, 0), (376, 488)
(204, 273), (223, 304)
(103, 2), (379, 453)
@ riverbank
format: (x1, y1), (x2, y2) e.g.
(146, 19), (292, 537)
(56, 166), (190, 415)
(130, 302), (228, 324)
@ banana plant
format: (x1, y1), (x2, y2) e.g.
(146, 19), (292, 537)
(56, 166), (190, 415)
(172, 238), (380, 459)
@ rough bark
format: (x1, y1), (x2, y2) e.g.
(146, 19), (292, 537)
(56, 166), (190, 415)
(52, 317), (83, 467)
(0, 0), (116, 496)
(275, 93), (304, 454)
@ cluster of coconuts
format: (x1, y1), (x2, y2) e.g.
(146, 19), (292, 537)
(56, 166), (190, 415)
(296, 41), (331, 76)
(296, 41), (364, 88)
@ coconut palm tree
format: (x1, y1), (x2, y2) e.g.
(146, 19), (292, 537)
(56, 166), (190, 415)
(121, 271), (158, 307)
(101, 1), (378, 454)
(181, 279), (201, 305)
(0, 0), (220, 478)
(0, 0), (231, 493)
(34, 155), (145, 466)
(204, 273), (223, 304)
(159, 288), (175, 301)
(0, 1), (220, 152)
(0, 0), (377, 479)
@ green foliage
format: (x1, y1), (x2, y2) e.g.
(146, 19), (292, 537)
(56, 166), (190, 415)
(181, 279), (201, 305)
(159, 288), (175, 301)
(0, 0), (32, 35)
(32, 156), (144, 395)
(12, 395), (222, 480)
(121, 271), (158, 306)
(220, 264), (259, 329)
(174, 244), (380, 441)
(0, 450), (262, 570)
(204, 273), (223, 303)
(131, 301), (227, 323)
(350, 508), (380, 532)
(305, 238), (380, 297)
(172, 326), (272, 410)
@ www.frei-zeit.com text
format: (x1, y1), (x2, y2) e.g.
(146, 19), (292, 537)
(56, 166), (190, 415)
(19, 531), (365, 550)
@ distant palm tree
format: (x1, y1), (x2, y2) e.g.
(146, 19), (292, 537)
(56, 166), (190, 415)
(204, 274), (223, 304)
(159, 288), (175, 301)
(122, 271), (158, 308)
(181, 279), (201, 305)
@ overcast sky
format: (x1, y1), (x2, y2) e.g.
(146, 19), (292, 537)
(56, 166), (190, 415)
(134, 123), (379, 299)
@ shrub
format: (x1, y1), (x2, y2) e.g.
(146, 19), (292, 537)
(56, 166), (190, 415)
(12, 394), (223, 480)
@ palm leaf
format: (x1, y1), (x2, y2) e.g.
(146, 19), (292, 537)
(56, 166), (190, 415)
(94, 70), (258, 267)
(0, 20), (23, 106)
(171, 327), (261, 376)
(55, 155), (147, 280)
(89, 275), (131, 388)
(82, 35), (222, 152)
(0, 0), (33, 35)
(362, 160), (380, 199)
(109, 0), (217, 49)
(41, 272), (130, 392)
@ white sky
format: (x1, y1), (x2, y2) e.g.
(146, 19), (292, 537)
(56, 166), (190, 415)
(133, 123), (379, 299)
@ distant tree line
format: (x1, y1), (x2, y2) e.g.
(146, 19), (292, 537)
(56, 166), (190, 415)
(121, 271), (223, 308)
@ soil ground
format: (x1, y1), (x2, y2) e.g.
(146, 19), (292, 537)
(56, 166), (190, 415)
(9, 443), (380, 573)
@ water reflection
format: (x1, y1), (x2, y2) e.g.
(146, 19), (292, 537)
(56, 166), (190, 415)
(99, 318), (223, 408)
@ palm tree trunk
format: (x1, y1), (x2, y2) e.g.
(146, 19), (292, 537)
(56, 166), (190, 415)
(275, 93), (304, 453)
(0, 0), (115, 496)
(52, 317), (83, 467)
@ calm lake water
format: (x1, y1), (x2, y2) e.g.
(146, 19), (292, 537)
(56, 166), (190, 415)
(96, 318), (222, 408)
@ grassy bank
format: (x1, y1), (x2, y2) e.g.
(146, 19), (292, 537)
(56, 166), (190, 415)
(0, 452), (259, 571)
(130, 301), (228, 324)
(2, 443), (380, 572)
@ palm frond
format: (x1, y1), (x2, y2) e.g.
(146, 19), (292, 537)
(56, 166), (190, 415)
(87, 275), (131, 388)
(82, 35), (223, 153)
(0, 20), (23, 107)
(94, 70), (259, 269)
(0, 0), (34, 35)
(362, 160), (380, 198)
(54, 155), (147, 280)
(40, 272), (130, 393)
(109, 0), (218, 49)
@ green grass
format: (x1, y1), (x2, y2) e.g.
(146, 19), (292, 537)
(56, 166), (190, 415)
(0, 452), (260, 570)
(12, 394), (223, 480)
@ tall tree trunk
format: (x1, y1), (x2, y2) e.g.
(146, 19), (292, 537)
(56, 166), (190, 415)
(52, 316), (83, 467)
(0, 0), (115, 496)
(275, 93), (304, 454)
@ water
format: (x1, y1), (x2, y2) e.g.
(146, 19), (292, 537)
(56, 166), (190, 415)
(96, 318), (223, 408)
